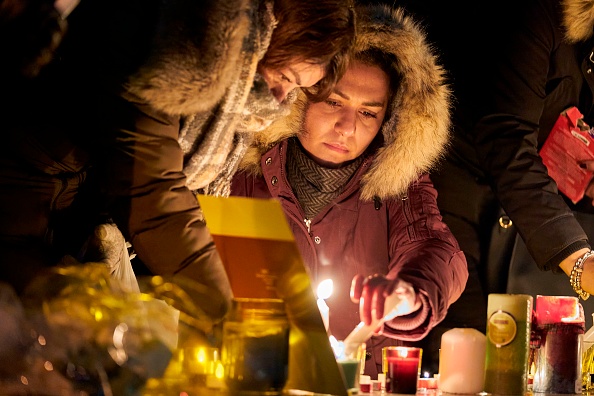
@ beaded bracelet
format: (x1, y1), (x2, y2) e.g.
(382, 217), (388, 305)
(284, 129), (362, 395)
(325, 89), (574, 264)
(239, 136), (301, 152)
(570, 250), (593, 301)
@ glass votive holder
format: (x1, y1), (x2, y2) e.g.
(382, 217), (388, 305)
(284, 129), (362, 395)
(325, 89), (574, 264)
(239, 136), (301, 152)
(331, 339), (366, 393)
(382, 346), (422, 394)
(182, 346), (224, 388)
(221, 298), (290, 395)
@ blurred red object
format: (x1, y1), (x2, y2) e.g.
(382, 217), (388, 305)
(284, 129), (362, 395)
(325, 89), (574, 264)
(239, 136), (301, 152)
(534, 295), (584, 325)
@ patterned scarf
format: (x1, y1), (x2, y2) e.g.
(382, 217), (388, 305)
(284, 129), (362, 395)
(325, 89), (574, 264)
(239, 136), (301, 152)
(287, 138), (363, 219)
(179, 0), (288, 197)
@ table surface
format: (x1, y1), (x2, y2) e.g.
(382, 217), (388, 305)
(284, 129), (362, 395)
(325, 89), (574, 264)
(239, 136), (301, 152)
(286, 390), (592, 396)
(141, 381), (591, 396)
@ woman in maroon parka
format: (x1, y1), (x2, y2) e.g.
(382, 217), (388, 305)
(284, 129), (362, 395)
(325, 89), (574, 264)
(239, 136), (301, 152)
(231, 4), (468, 378)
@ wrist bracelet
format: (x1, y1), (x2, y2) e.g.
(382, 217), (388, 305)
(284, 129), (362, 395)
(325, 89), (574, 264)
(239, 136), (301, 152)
(569, 250), (593, 301)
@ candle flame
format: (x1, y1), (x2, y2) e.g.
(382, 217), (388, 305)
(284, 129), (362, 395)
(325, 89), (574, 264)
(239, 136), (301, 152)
(317, 279), (333, 300)
(215, 361), (225, 379)
(398, 348), (409, 358)
(196, 347), (206, 364)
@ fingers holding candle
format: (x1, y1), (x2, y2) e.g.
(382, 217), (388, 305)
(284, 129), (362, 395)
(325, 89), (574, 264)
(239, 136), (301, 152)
(350, 274), (364, 303)
(351, 274), (390, 325)
(350, 275), (420, 326)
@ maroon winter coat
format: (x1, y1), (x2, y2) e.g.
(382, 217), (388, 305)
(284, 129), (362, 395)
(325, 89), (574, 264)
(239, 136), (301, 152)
(231, 4), (468, 377)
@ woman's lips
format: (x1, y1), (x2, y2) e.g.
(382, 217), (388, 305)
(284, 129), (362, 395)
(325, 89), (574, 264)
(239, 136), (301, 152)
(325, 142), (348, 153)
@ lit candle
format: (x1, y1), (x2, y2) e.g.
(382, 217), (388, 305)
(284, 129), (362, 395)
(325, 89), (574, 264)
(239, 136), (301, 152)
(417, 372), (438, 390)
(383, 347), (421, 394)
(535, 295), (582, 324)
(330, 336), (365, 391)
(532, 295), (584, 394)
(317, 279), (333, 332)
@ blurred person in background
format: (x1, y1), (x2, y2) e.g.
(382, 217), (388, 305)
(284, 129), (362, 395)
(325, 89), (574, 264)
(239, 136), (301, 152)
(231, 3), (467, 377)
(468, 0), (594, 296)
(0, 0), (355, 318)
(379, 0), (594, 373)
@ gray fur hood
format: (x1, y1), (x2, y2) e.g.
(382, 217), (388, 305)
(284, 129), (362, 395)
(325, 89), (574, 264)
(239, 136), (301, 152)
(239, 4), (452, 200)
(124, 0), (273, 116)
(562, 0), (594, 42)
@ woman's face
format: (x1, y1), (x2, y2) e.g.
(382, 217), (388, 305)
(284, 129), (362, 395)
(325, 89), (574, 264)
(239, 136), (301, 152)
(258, 61), (326, 103)
(298, 60), (390, 168)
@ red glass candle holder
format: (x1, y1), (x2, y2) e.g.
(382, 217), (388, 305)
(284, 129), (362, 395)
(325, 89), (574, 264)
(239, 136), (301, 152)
(382, 347), (422, 394)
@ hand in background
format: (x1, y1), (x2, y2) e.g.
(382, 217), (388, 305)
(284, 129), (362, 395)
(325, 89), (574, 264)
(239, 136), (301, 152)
(350, 274), (421, 327)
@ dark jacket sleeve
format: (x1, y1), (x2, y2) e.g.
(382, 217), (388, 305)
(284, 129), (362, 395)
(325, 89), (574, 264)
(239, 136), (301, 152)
(99, 91), (233, 314)
(472, 0), (589, 271)
(382, 174), (468, 340)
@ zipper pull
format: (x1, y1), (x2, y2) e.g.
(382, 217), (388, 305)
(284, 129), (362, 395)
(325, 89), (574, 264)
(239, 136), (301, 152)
(304, 218), (311, 233)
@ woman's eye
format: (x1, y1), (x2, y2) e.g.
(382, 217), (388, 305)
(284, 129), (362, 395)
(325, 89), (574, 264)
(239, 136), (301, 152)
(281, 74), (292, 83)
(361, 110), (378, 119)
(325, 100), (340, 107)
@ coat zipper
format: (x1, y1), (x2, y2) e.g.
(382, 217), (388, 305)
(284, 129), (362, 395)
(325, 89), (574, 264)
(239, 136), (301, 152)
(304, 218), (311, 234)
(277, 144), (314, 236)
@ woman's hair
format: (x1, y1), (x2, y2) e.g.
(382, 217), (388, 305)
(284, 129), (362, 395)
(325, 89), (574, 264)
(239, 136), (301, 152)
(260, 0), (356, 101)
(352, 48), (400, 121)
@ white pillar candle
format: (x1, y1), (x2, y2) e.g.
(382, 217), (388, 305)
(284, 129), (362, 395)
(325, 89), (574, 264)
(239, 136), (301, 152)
(317, 298), (330, 332)
(439, 328), (486, 394)
(317, 279), (333, 332)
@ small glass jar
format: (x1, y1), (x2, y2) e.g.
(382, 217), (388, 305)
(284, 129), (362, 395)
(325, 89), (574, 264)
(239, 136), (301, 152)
(221, 298), (290, 395)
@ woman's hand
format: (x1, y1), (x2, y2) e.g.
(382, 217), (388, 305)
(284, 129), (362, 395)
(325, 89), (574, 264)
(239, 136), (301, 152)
(350, 274), (421, 327)
(559, 247), (594, 297)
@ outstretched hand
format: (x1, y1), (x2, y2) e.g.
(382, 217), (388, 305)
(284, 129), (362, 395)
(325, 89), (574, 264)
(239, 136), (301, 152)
(350, 274), (420, 327)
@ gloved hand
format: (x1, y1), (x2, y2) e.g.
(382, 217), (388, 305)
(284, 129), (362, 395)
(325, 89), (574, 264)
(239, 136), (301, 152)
(78, 223), (140, 293)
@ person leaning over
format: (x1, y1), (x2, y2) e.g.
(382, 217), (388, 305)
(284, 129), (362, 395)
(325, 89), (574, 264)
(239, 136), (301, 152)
(0, 0), (355, 317)
(231, 3), (467, 377)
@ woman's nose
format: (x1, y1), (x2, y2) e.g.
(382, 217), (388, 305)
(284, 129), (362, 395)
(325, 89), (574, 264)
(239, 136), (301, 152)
(269, 82), (296, 103)
(335, 111), (356, 136)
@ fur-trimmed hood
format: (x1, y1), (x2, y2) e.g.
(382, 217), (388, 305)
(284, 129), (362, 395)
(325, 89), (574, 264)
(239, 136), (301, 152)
(562, 0), (594, 42)
(239, 4), (452, 200)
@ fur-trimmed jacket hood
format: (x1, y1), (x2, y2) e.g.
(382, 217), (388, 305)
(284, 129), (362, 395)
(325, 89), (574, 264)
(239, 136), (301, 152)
(562, 0), (594, 42)
(238, 4), (451, 200)
(119, 0), (280, 195)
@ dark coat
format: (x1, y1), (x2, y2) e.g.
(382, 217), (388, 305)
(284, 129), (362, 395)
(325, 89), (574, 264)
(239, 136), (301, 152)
(0, 0), (267, 310)
(471, 0), (594, 270)
(231, 4), (467, 377)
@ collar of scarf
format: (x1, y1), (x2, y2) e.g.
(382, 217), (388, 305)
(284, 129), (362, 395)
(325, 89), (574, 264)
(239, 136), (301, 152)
(287, 137), (364, 219)
(179, 0), (277, 196)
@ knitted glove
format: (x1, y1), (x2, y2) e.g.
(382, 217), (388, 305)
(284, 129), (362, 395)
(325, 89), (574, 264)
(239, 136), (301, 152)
(78, 223), (140, 293)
